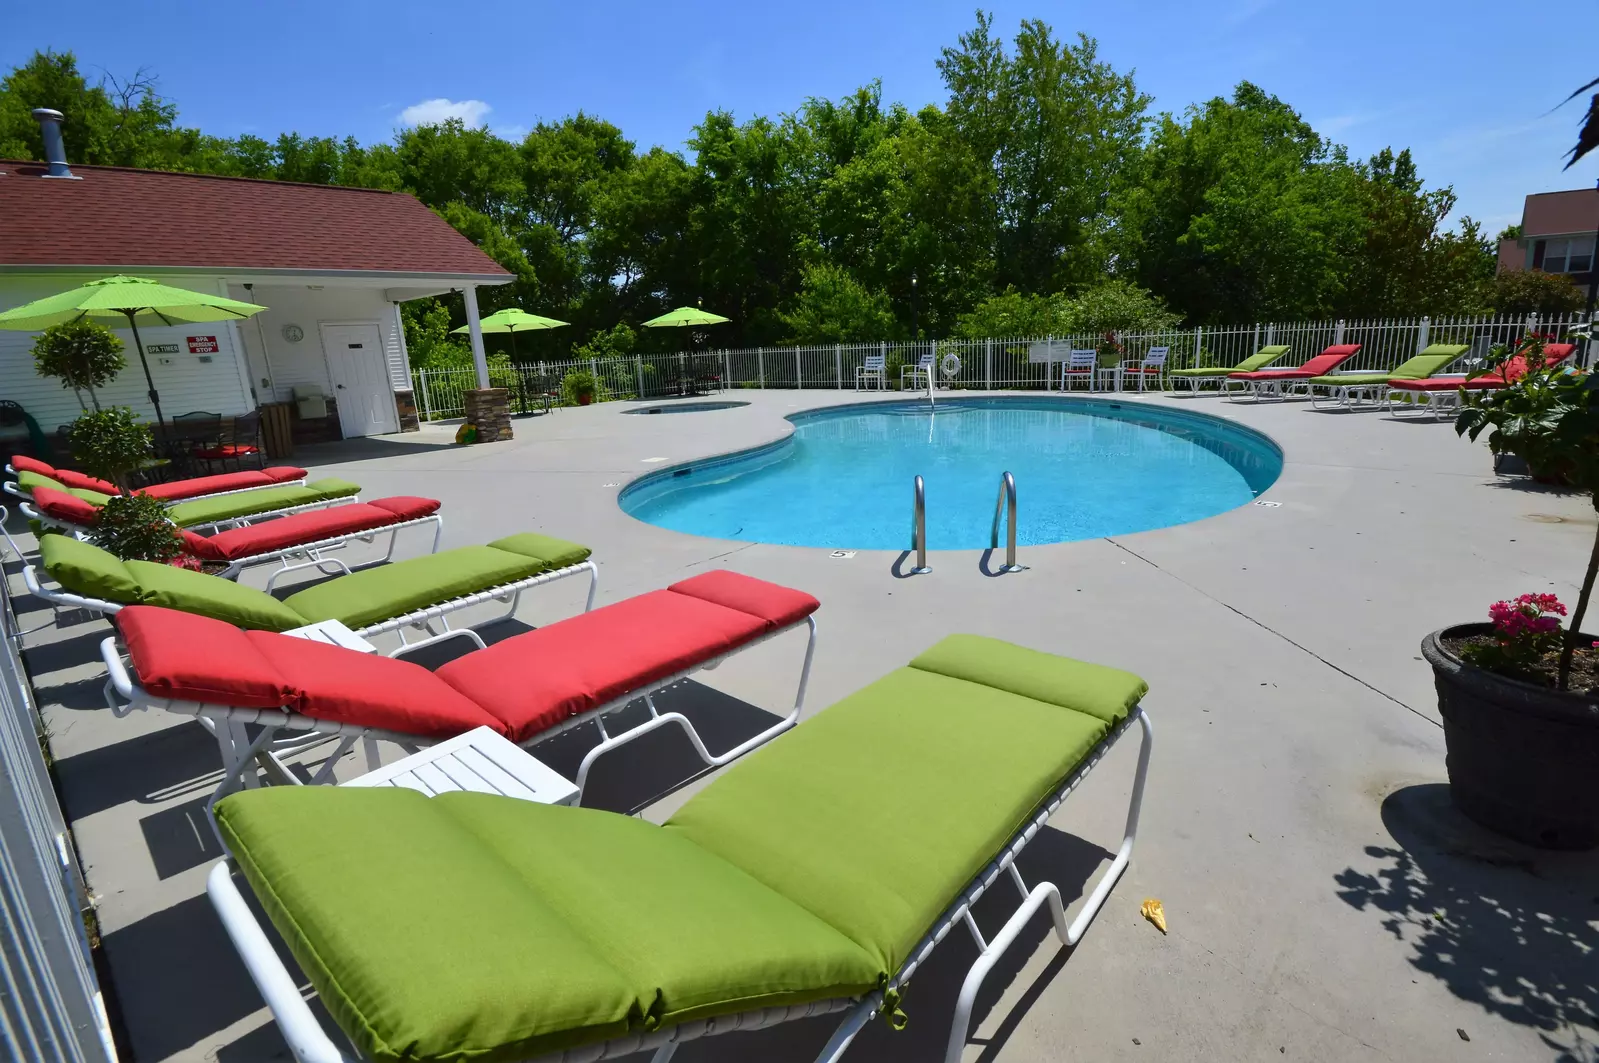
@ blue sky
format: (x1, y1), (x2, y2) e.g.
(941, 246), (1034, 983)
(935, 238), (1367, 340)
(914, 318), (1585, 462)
(6, 0), (1596, 235)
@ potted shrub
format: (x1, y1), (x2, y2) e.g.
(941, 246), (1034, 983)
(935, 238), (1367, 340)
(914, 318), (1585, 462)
(1423, 346), (1599, 848)
(562, 369), (598, 406)
(89, 493), (184, 563)
(68, 406), (153, 490)
(32, 319), (126, 411)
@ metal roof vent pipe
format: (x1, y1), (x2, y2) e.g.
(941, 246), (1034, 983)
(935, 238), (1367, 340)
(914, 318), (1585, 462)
(32, 108), (79, 179)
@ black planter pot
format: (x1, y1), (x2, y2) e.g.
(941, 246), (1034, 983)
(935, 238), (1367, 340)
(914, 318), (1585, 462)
(1422, 624), (1599, 849)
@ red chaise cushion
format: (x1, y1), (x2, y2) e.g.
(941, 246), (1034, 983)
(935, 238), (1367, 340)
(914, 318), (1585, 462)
(30, 485), (102, 527)
(366, 496), (442, 522)
(188, 498), (439, 562)
(10, 455), (55, 476)
(116, 606), (294, 708)
(436, 588), (771, 741)
(136, 467), (308, 501)
(1231, 344), (1361, 380)
(53, 469), (121, 494)
(244, 631), (505, 738)
(666, 570), (820, 631)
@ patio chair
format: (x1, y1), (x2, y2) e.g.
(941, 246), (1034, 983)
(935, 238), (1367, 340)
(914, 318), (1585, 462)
(1223, 344), (1361, 402)
(23, 486), (442, 587)
(1119, 346), (1170, 392)
(203, 632), (1152, 1063)
(0, 400), (51, 460)
(6, 455), (307, 504)
(901, 352), (935, 390)
(9, 472), (359, 533)
(193, 411), (264, 472)
(102, 568), (819, 808)
(23, 530), (596, 651)
(1305, 344), (1468, 410)
(1168, 344), (1290, 393)
(856, 352), (887, 390)
(162, 411), (225, 477)
(1060, 348), (1098, 391)
(1385, 342), (1576, 419)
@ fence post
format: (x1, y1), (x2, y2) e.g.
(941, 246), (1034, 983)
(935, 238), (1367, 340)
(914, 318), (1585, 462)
(590, 358), (599, 400)
(835, 344), (842, 389)
(1265, 323), (1275, 346)
(417, 370), (433, 422)
(636, 354), (644, 398)
(795, 346), (803, 390)
(1333, 319), (1345, 345)
(1253, 322), (1260, 355)
(985, 338), (993, 389)
(757, 346), (765, 389)
(1416, 316), (1430, 355)
(1193, 326), (1202, 369)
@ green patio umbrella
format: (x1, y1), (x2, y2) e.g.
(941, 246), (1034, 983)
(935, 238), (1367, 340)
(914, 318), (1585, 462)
(451, 307), (569, 359)
(0, 275), (268, 433)
(640, 306), (731, 329)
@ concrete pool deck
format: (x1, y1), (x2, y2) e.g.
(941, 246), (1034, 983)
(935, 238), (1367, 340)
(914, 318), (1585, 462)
(8, 387), (1599, 1062)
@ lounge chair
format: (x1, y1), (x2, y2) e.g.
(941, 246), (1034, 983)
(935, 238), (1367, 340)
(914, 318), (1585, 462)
(21, 531), (595, 650)
(901, 352), (935, 390)
(8, 470), (361, 532)
(1060, 348), (1098, 391)
(23, 485), (443, 587)
(204, 632), (1152, 1063)
(1224, 343), (1362, 402)
(1385, 342), (1576, 418)
(1305, 344), (1468, 410)
(6, 454), (306, 503)
(855, 353), (886, 390)
(1119, 346), (1169, 392)
(102, 568), (819, 806)
(1168, 344), (1290, 393)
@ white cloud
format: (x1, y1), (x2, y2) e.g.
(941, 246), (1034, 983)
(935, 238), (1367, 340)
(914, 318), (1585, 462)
(398, 98), (492, 128)
(492, 124), (529, 143)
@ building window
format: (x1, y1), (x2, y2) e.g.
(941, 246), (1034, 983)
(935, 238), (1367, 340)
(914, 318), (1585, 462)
(1539, 237), (1594, 273)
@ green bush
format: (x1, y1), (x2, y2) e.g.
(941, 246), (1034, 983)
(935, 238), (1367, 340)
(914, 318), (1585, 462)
(89, 493), (183, 563)
(561, 369), (598, 404)
(32, 320), (126, 411)
(68, 407), (152, 489)
(1489, 270), (1585, 317)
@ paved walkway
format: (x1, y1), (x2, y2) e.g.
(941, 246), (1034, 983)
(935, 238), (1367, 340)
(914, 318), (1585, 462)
(9, 389), (1598, 1062)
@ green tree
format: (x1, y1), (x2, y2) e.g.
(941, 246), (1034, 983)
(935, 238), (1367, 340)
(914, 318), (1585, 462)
(1488, 270), (1586, 316)
(401, 301), (472, 370)
(955, 288), (1075, 338)
(780, 263), (898, 343)
(31, 320), (126, 410)
(68, 407), (151, 489)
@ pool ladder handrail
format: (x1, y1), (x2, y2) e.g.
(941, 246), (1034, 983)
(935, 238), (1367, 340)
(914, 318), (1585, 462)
(990, 471), (1026, 573)
(908, 474), (931, 574)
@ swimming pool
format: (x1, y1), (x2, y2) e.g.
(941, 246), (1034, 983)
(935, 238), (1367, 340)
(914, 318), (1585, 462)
(620, 397), (1282, 550)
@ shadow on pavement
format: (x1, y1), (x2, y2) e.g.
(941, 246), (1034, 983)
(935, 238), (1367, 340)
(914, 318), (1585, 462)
(1334, 783), (1599, 1062)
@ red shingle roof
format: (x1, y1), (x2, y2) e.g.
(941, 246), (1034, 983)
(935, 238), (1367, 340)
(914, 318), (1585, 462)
(0, 160), (511, 279)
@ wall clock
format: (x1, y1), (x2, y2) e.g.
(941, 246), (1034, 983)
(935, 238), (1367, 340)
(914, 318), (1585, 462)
(281, 324), (305, 343)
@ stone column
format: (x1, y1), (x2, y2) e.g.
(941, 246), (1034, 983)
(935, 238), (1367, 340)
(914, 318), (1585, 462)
(463, 388), (512, 443)
(393, 388), (420, 432)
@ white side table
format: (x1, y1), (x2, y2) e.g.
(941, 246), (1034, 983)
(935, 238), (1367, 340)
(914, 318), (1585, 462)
(343, 726), (580, 806)
(282, 618), (376, 652)
(1096, 366), (1123, 392)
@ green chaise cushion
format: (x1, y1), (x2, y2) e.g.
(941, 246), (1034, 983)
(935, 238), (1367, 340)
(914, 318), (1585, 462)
(1306, 345), (1468, 387)
(486, 532), (593, 572)
(122, 560), (306, 630)
(666, 660), (1123, 975)
(1169, 344), (1290, 377)
(68, 487), (113, 506)
(16, 469), (66, 494)
(282, 535), (591, 630)
(38, 534), (142, 602)
(166, 478), (361, 528)
(909, 633), (1147, 725)
(216, 787), (640, 1063)
(443, 795), (882, 1031)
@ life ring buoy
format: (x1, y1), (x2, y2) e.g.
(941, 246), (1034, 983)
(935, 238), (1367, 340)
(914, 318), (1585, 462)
(940, 352), (962, 378)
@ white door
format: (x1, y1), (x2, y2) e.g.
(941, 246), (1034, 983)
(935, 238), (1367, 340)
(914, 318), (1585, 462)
(321, 323), (398, 437)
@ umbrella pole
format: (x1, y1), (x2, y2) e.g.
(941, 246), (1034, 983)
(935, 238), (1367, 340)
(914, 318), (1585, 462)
(124, 313), (168, 434)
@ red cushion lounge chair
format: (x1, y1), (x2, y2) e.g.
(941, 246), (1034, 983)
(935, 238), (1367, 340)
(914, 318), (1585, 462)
(1386, 343), (1576, 418)
(25, 486), (442, 586)
(101, 570), (821, 808)
(4, 455), (306, 504)
(1224, 344), (1362, 401)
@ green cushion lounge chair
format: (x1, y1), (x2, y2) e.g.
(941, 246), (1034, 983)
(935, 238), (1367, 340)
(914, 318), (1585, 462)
(25, 531), (596, 646)
(1167, 344), (1290, 392)
(207, 633), (1154, 1063)
(1303, 343), (1469, 409)
(8, 468), (361, 530)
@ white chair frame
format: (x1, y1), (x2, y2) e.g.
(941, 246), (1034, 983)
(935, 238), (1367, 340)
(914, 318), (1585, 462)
(855, 354), (886, 391)
(1060, 349), (1098, 392)
(204, 703), (1151, 1063)
(900, 353), (935, 391)
(1118, 347), (1169, 392)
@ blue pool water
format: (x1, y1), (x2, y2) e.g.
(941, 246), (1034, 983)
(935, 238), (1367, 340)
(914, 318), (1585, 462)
(620, 397), (1282, 550)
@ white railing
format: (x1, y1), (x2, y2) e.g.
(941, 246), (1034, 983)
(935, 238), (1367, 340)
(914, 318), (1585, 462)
(0, 523), (118, 1063)
(410, 313), (1594, 419)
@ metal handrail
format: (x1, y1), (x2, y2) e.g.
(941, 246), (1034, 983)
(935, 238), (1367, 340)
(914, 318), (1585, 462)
(909, 475), (931, 573)
(990, 471), (1025, 573)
